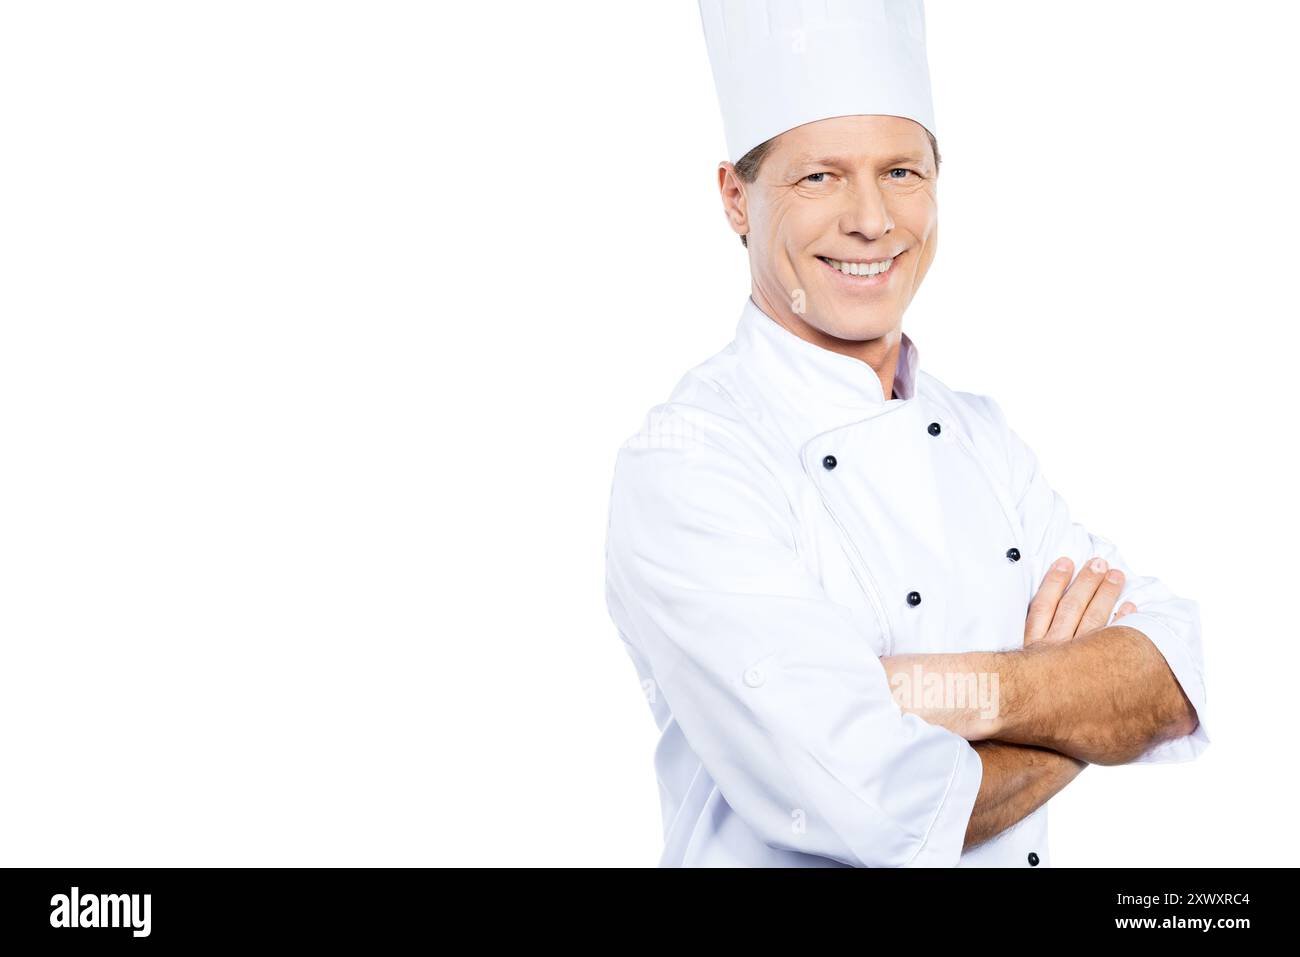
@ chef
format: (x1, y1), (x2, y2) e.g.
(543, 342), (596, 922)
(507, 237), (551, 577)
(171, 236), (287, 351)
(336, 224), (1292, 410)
(603, 0), (1209, 867)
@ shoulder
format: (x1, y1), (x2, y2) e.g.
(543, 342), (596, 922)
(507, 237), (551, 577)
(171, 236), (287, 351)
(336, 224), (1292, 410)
(609, 371), (795, 553)
(614, 388), (785, 502)
(617, 333), (770, 461)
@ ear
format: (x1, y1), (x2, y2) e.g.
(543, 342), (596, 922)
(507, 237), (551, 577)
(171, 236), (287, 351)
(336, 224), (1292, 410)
(717, 162), (749, 241)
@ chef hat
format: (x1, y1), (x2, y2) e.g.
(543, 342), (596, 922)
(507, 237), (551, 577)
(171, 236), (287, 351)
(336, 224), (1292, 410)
(698, 0), (936, 164)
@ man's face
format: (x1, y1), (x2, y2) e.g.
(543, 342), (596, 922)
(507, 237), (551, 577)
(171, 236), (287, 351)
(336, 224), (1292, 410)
(722, 114), (938, 347)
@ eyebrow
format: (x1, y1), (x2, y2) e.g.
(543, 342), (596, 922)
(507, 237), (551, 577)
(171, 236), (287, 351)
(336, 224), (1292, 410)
(788, 152), (929, 170)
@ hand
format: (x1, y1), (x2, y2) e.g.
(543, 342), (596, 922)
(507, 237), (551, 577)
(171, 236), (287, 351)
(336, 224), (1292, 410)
(1023, 556), (1136, 647)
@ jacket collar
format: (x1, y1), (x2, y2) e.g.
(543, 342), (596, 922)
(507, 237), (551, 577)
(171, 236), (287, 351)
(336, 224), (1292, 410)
(729, 296), (920, 440)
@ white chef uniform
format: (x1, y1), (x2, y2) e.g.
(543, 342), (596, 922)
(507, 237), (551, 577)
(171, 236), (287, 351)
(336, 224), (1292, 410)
(603, 297), (1210, 867)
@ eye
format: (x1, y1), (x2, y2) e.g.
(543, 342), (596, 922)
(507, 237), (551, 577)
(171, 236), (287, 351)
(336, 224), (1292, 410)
(888, 168), (917, 179)
(801, 171), (831, 184)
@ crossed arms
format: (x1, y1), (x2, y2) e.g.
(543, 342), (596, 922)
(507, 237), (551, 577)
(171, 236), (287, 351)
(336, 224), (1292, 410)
(880, 554), (1201, 851)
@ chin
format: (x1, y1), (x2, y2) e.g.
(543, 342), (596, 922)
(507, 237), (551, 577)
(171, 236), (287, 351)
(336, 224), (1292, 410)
(805, 300), (897, 342)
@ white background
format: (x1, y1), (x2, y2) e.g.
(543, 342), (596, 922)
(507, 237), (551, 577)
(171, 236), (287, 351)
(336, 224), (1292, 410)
(1, 0), (1295, 866)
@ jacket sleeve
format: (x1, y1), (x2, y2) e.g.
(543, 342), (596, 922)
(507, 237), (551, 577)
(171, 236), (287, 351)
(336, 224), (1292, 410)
(980, 396), (1210, 764)
(604, 405), (983, 866)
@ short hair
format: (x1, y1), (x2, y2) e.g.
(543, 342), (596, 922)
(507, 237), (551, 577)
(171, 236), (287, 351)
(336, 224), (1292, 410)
(731, 126), (941, 247)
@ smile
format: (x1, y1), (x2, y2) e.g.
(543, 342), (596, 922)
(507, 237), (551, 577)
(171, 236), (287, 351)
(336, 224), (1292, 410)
(816, 254), (899, 278)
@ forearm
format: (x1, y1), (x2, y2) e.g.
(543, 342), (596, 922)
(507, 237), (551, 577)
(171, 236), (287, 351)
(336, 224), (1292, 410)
(964, 740), (1086, 852)
(996, 624), (1199, 764)
(881, 624), (1199, 764)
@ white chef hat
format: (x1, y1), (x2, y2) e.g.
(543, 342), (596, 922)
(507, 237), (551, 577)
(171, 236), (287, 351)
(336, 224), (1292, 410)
(698, 0), (936, 164)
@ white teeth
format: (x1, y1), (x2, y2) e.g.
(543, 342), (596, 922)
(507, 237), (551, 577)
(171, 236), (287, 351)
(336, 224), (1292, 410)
(823, 256), (894, 276)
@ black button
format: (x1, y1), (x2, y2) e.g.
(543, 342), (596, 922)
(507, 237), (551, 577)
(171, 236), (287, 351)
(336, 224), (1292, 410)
(1027, 851), (1040, 866)
(822, 455), (837, 471)
(927, 422), (941, 436)
(1006, 547), (1021, 562)
(906, 591), (922, 606)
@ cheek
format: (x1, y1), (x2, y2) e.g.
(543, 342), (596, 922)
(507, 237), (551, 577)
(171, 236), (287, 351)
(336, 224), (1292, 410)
(917, 236), (937, 276)
(758, 207), (809, 276)
(894, 203), (937, 268)
(912, 221), (938, 278)
(779, 203), (830, 251)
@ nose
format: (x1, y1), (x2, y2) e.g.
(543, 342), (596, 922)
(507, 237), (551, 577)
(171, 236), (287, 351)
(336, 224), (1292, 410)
(839, 180), (894, 241)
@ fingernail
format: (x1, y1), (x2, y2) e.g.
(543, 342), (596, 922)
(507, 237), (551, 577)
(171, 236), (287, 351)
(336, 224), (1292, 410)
(1053, 558), (1071, 572)
(1089, 558), (1107, 574)
(1106, 569), (1123, 584)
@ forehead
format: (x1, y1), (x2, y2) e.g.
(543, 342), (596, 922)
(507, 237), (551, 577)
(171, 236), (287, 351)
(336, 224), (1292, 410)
(769, 114), (931, 169)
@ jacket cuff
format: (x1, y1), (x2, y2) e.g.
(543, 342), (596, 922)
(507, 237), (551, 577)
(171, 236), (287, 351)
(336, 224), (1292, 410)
(1114, 611), (1211, 763)
(903, 739), (983, 866)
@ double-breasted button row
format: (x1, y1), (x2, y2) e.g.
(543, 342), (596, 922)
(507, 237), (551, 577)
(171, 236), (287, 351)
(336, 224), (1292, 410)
(820, 427), (1020, 615)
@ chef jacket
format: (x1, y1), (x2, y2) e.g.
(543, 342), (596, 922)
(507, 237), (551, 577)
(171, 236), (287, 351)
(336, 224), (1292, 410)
(604, 296), (1210, 868)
